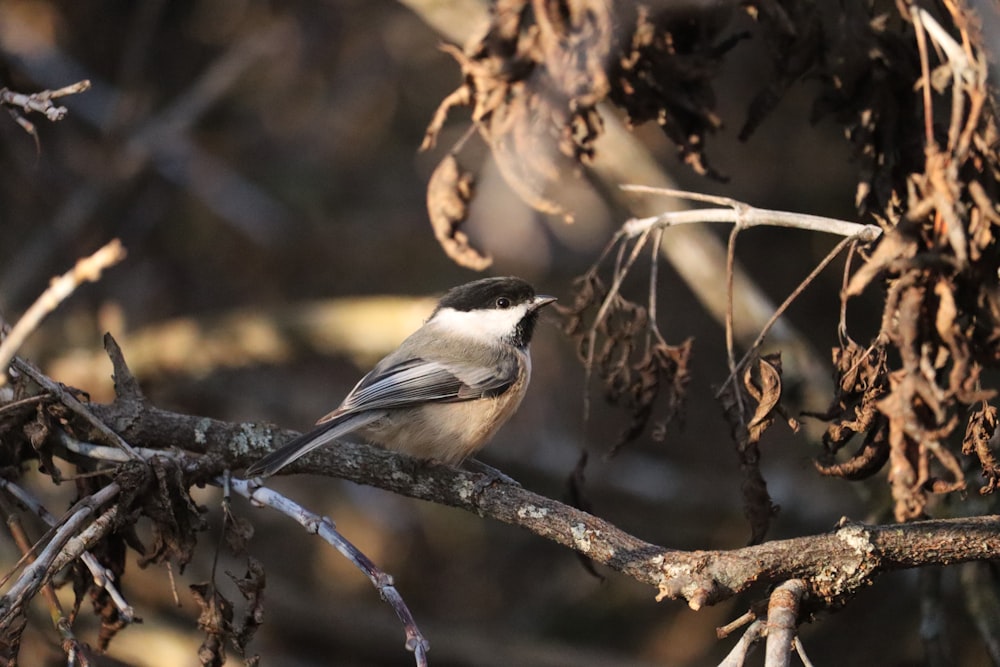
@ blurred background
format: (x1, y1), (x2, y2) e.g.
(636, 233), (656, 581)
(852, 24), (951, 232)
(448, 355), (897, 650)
(0, 0), (992, 665)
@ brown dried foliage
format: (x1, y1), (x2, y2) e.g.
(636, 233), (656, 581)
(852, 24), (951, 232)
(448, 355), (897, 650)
(802, 3), (1000, 522)
(422, 0), (739, 247)
(560, 269), (692, 456)
(0, 352), (210, 655)
(426, 154), (492, 270)
(482, 2), (1000, 528)
(720, 353), (796, 544)
(807, 341), (891, 480)
(190, 558), (265, 667)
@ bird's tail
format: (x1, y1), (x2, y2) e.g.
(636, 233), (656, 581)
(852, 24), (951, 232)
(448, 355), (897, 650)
(245, 412), (379, 478)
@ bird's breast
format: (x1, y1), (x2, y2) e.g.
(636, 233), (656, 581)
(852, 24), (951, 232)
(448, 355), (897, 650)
(360, 358), (530, 464)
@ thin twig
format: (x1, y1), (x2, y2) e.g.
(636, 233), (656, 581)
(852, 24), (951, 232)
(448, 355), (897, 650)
(0, 483), (121, 630)
(717, 609), (756, 639)
(793, 636), (816, 667)
(647, 226), (667, 347)
(0, 477), (135, 622)
(0, 394), (50, 418)
(719, 619), (765, 667)
(911, 7), (936, 148)
(838, 240), (859, 346)
(724, 224), (740, 385)
(618, 187), (882, 242)
(11, 357), (143, 461)
(582, 228), (652, 421)
(724, 223), (746, 430)
(0, 239), (127, 388)
(0, 80), (91, 122)
(230, 477), (430, 667)
(590, 229), (651, 334)
(1, 496), (92, 666)
(57, 430), (157, 463)
(716, 235), (857, 397)
(621, 184), (743, 208)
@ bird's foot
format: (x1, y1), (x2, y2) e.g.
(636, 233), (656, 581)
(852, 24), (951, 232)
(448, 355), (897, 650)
(462, 458), (521, 488)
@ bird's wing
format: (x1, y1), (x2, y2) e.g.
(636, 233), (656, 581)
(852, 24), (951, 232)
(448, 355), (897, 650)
(247, 358), (521, 478)
(321, 355), (519, 421)
(246, 355), (521, 478)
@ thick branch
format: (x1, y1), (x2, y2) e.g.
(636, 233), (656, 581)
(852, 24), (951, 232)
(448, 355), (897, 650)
(87, 398), (1000, 610)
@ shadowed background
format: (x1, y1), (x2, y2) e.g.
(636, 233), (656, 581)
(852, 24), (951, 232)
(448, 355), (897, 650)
(0, 1), (989, 665)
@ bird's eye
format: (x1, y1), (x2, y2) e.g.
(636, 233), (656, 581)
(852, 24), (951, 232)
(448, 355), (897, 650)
(496, 297), (511, 309)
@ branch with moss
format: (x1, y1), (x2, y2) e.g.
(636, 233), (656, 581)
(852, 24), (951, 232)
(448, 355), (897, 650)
(110, 406), (1000, 606)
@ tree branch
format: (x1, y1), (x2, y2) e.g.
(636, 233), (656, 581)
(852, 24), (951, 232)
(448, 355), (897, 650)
(764, 579), (807, 667)
(84, 394), (1000, 612)
(7, 334), (1000, 654)
(0, 80), (91, 122)
(618, 186), (883, 242)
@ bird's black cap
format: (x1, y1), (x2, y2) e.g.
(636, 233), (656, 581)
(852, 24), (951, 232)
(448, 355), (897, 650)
(435, 276), (537, 312)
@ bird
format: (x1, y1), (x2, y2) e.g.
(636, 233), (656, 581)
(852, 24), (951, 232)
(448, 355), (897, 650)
(245, 276), (556, 477)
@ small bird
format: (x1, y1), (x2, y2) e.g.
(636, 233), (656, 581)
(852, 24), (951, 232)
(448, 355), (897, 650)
(246, 277), (556, 477)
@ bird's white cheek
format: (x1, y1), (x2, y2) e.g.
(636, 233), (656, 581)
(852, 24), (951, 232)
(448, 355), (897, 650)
(430, 306), (530, 345)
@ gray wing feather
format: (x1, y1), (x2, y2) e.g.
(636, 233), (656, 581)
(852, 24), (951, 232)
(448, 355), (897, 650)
(339, 356), (517, 414)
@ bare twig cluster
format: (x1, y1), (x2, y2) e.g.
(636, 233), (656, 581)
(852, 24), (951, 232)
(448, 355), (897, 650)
(0, 79), (90, 146)
(0, 80), (90, 123)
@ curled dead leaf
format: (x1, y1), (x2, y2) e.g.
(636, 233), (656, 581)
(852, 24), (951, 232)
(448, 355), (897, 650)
(719, 375), (778, 545)
(965, 403), (1000, 494)
(426, 155), (492, 270)
(814, 416), (890, 480)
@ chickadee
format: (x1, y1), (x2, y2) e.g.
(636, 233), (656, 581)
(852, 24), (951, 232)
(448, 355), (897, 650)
(246, 277), (556, 477)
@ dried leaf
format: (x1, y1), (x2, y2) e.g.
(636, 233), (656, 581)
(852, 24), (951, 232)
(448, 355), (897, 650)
(191, 583), (233, 667)
(136, 457), (207, 572)
(426, 155), (492, 270)
(0, 613), (26, 665)
(965, 403), (1000, 494)
(719, 376), (778, 546)
(744, 354), (782, 436)
(224, 515), (255, 556)
(559, 270), (692, 456)
(226, 557), (266, 652)
(814, 416), (890, 480)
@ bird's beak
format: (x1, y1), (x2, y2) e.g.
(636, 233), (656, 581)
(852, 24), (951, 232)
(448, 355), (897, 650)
(531, 294), (557, 311)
